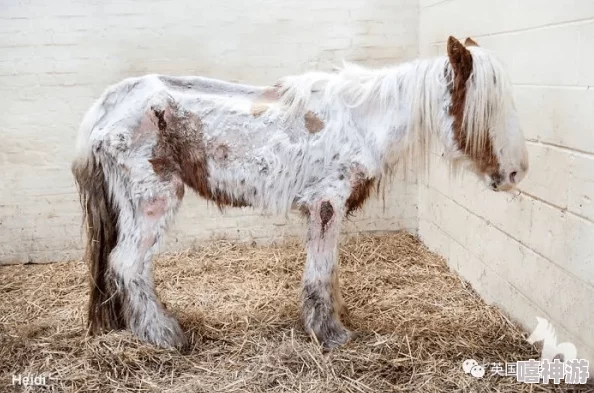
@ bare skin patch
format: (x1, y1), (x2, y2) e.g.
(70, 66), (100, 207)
(304, 111), (325, 133)
(143, 197), (168, 218)
(262, 85), (281, 101)
(250, 102), (269, 118)
(251, 85), (282, 118)
(132, 115), (157, 147)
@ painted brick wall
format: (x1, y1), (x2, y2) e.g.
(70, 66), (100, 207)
(418, 0), (594, 368)
(0, 0), (419, 263)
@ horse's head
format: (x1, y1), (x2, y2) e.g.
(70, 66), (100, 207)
(443, 36), (528, 192)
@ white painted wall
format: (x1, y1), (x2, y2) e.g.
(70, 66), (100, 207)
(418, 0), (594, 369)
(0, 0), (419, 263)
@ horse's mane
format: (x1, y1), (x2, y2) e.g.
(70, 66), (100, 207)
(276, 47), (514, 175)
(462, 47), (515, 161)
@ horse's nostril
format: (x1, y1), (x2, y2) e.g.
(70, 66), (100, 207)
(510, 171), (518, 183)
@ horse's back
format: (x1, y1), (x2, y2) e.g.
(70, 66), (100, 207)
(73, 72), (360, 214)
(78, 73), (265, 135)
(157, 75), (266, 98)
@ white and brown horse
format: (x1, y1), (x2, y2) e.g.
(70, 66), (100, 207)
(72, 37), (528, 349)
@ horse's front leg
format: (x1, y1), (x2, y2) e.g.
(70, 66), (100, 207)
(302, 199), (350, 349)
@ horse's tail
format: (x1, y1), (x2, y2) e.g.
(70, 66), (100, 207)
(72, 98), (125, 334)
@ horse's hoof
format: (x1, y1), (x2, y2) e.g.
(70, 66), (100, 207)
(319, 326), (352, 350)
(157, 327), (187, 350)
(134, 315), (187, 349)
(304, 317), (352, 350)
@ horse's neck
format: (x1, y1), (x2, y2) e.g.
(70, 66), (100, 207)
(354, 57), (447, 172)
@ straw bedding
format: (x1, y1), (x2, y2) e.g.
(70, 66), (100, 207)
(0, 232), (588, 392)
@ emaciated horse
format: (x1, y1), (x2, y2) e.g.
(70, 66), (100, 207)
(72, 37), (529, 349)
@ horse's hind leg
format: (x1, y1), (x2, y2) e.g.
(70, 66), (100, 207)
(111, 176), (186, 348)
(301, 199), (350, 349)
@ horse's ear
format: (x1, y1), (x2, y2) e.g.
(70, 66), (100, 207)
(464, 37), (479, 47)
(447, 36), (473, 80)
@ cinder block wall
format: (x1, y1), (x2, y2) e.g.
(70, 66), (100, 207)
(0, 0), (419, 264)
(418, 0), (594, 367)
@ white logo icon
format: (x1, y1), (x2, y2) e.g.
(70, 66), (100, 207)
(527, 317), (577, 362)
(463, 359), (478, 373)
(463, 359), (485, 378)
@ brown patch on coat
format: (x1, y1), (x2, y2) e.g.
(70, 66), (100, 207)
(148, 105), (210, 199)
(345, 178), (375, 216)
(250, 102), (269, 118)
(299, 204), (310, 219)
(320, 201), (334, 235)
(144, 101), (249, 208)
(473, 139), (500, 176)
(71, 156), (125, 334)
(447, 36), (473, 151)
(175, 182), (185, 199)
(304, 111), (325, 133)
(446, 36), (499, 177)
(209, 189), (249, 208)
